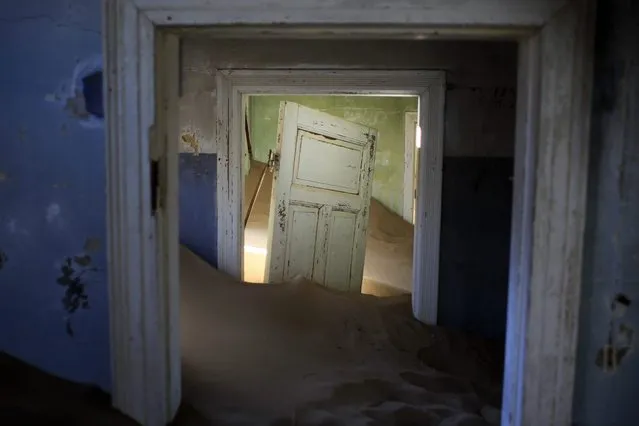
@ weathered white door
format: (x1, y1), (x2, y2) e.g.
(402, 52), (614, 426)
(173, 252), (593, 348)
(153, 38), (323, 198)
(265, 102), (378, 292)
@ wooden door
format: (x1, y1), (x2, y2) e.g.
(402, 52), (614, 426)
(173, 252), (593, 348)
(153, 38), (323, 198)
(265, 101), (377, 292)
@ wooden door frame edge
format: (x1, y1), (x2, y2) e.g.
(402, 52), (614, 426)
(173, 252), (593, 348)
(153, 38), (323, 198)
(403, 111), (419, 223)
(216, 70), (445, 322)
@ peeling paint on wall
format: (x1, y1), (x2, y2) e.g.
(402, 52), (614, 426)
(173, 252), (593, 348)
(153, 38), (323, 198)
(181, 132), (201, 155)
(596, 294), (634, 372)
(56, 251), (99, 337)
(0, 0), (110, 392)
(277, 200), (287, 232)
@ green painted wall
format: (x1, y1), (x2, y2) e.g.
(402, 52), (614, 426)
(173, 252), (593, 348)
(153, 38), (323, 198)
(248, 95), (418, 216)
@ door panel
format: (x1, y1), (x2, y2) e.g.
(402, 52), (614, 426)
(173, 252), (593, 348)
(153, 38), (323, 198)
(323, 210), (357, 291)
(265, 102), (377, 292)
(294, 132), (363, 194)
(283, 204), (319, 280)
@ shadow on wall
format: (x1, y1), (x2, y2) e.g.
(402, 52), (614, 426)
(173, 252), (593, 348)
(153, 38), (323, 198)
(438, 157), (514, 341)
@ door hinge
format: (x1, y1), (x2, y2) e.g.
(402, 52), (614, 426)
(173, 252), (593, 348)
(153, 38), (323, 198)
(268, 149), (280, 172)
(151, 159), (160, 216)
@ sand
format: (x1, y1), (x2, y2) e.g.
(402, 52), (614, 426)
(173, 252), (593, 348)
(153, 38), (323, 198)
(0, 247), (503, 425)
(243, 161), (414, 295)
(180, 244), (503, 426)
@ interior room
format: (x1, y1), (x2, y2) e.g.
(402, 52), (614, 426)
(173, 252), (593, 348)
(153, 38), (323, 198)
(242, 94), (418, 299)
(2, 1), (637, 426)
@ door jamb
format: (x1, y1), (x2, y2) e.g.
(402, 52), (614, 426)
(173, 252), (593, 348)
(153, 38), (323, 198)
(216, 70), (445, 319)
(403, 111), (419, 223)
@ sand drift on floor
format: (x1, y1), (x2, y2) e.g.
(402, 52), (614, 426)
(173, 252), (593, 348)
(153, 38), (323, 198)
(180, 245), (504, 426)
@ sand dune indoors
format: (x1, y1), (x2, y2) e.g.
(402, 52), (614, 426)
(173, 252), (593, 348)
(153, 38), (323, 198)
(0, 247), (503, 426)
(180, 245), (503, 426)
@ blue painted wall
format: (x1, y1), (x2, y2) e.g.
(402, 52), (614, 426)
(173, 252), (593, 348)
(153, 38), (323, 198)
(2, 5), (638, 421)
(0, 0), (217, 392)
(438, 157), (513, 341)
(0, 1), (110, 390)
(572, 0), (639, 424)
(179, 154), (217, 266)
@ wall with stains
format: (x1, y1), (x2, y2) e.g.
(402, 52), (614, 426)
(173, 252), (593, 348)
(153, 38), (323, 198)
(572, 0), (639, 424)
(180, 154), (217, 266)
(248, 95), (418, 216)
(178, 48), (219, 265)
(0, 0), (110, 390)
(181, 38), (517, 157)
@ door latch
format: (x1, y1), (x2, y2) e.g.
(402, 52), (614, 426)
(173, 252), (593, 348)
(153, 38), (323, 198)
(267, 149), (280, 172)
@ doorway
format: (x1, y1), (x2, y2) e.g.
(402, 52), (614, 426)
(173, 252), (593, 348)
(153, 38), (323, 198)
(242, 94), (420, 297)
(104, 3), (596, 423)
(213, 70), (445, 315)
(403, 111), (421, 224)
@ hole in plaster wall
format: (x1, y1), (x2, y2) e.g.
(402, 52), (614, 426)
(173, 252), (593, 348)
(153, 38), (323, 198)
(45, 54), (104, 129)
(81, 71), (104, 119)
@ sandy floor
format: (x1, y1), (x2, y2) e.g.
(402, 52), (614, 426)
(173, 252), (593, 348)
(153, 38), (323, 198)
(243, 161), (414, 296)
(0, 246), (503, 425)
(181, 245), (504, 426)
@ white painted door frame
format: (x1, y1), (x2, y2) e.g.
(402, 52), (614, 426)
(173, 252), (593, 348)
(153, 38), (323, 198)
(103, 1), (595, 425)
(403, 111), (419, 223)
(215, 70), (444, 311)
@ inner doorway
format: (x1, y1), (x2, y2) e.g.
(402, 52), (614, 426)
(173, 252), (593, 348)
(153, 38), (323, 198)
(243, 94), (419, 298)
